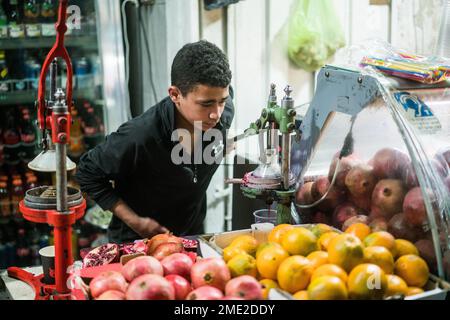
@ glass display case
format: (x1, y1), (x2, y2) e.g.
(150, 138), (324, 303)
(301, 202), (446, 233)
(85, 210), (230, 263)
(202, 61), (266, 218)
(292, 65), (450, 282)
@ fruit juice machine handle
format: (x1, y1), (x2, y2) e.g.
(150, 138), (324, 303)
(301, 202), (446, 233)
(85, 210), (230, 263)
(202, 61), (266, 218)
(37, 0), (73, 133)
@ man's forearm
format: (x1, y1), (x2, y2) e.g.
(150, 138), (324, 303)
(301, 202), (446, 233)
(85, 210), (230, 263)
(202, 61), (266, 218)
(110, 199), (140, 230)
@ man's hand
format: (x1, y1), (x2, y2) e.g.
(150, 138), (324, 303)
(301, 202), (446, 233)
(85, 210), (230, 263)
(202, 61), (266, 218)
(133, 217), (169, 239)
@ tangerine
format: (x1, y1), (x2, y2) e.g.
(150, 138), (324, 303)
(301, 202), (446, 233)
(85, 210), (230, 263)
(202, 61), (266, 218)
(277, 256), (314, 294)
(256, 245), (289, 280)
(385, 274), (408, 298)
(306, 251), (329, 269)
(317, 232), (339, 251)
(268, 224), (294, 244)
(281, 227), (318, 256)
(394, 239), (419, 259)
(347, 264), (388, 300)
(394, 254), (429, 288)
(259, 279), (279, 300)
(227, 253), (257, 278)
(345, 223), (371, 241)
(363, 246), (394, 274)
(311, 264), (348, 284)
(328, 234), (364, 272)
(307, 276), (348, 300)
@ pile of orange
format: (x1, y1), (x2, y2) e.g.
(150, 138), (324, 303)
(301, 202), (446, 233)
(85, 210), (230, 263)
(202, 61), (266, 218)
(221, 223), (430, 300)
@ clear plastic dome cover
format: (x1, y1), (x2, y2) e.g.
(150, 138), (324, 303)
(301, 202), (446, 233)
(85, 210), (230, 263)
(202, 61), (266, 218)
(292, 42), (450, 282)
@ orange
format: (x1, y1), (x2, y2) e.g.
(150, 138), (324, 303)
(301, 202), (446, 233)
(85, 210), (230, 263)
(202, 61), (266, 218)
(256, 244), (289, 280)
(277, 256), (314, 294)
(307, 276), (348, 300)
(385, 274), (408, 298)
(363, 231), (396, 255)
(230, 235), (259, 256)
(259, 279), (279, 300)
(345, 223), (371, 241)
(255, 242), (283, 259)
(394, 255), (429, 288)
(310, 224), (334, 238)
(223, 246), (247, 262)
(394, 239), (419, 259)
(317, 232), (339, 251)
(405, 287), (424, 297)
(306, 251), (329, 269)
(328, 234), (365, 272)
(293, 290), (309, 300)
(227, 253), (257, 278)
(363, 246), (394, 274)
(281, 227), (318, 256)
(311, 264), (348, 284)
(347, 264), (388, 300)
(268, 224), (294, 244)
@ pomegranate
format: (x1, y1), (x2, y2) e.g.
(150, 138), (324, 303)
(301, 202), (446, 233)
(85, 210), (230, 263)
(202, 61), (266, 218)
(296, 182), (314, 206)
(190, 257), (231, 291)
(146, 234), (183, 255)
(96, 290), (126, 300)
(332, 203), (359, 230)
(161, 253), (193, 280)
(415, 239), (437, 272)
(221, 296), (245, 300)
(165, 274), (192, 300)
(368, 217), (388, 232)
(83, 243), (119, 268)
(186, 286), (224, 300)
(403, 187), (430, 227)
(312, 211), (331, 225)
(225, 275), (263, 300)
(387, 213), (424, 243)
(184, 251), (198, 264)
(311, 177), (345, 213)
(371, 148), (410, 180)
(126, 274), (175, 300)
(349, 194), (371, 213)
(89, 271), (128, 298)
(328, 153), (361, 188)
(405, 159), (449, 189)
(345, 164), (377, 198)
(152, 242), (184, 261)
(341, 215), (370, 231)
(121, 255), (163, 282)
(371, 179), (407, 220)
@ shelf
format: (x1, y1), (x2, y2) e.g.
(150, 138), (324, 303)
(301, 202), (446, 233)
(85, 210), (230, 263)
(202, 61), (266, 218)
(0, 88), (98, 106)
(0, 35), (98, 50)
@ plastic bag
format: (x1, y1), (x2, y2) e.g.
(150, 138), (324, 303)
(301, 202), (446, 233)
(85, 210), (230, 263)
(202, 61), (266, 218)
(288, 0), (346, 72)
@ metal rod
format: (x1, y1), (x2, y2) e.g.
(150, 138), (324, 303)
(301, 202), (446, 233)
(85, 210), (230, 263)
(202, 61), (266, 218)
(281, 133), (291, 190)
(50, 59), (58, 105)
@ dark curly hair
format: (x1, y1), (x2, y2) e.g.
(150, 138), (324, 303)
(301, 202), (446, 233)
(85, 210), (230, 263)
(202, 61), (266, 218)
(171, 40), (232, 96)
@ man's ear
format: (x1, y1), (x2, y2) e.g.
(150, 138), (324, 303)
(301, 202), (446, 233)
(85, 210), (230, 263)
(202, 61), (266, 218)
(168, 86), (182, 106)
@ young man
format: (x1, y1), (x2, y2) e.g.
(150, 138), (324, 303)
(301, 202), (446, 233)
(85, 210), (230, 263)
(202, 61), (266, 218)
(75, 40), (234, 243)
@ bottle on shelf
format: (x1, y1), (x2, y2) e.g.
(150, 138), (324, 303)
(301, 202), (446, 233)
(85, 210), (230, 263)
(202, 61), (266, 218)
(0, 0), (8, 38)
(0, 180), (11, 219)
(0, 50), (9, 93)
(24, 54), (41, 90)
(68, 106), (85, 159)
(11, 50), (27, 92)
(40, 0), (56, 37)
(16, 228), (31, 267)
(29, 224), (40, 266)
(82, 105), (104, 151)
(10, 176), (23, 219)
(3, 112), (21, 165)
(24, 173), (37, 191)
(7, 0), (25, 39)
(19, 110), (38, 163)
(24, 0), (40, 37)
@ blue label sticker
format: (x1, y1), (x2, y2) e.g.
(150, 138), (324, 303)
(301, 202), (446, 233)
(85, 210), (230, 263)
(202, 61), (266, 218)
(394, 92), (434, 118)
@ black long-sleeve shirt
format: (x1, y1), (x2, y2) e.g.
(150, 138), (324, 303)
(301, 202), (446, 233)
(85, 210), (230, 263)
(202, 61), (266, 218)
(75, 91), (234, 243)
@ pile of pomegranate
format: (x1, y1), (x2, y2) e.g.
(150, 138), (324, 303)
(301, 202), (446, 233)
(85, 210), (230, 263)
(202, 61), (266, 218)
(78, 234), (263, 300)
(296, 147), (450, 273)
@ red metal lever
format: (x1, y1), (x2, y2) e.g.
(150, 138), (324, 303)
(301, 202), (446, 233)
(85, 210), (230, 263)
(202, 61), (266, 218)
(37, 0), (73, 130)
